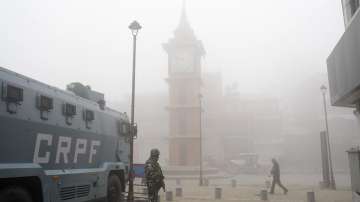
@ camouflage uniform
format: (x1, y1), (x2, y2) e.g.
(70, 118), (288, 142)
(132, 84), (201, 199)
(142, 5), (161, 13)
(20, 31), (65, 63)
(145, 149), (165, 202)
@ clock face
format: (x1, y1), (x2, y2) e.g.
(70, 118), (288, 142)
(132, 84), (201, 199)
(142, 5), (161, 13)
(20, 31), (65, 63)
(171, 51), (194, 73)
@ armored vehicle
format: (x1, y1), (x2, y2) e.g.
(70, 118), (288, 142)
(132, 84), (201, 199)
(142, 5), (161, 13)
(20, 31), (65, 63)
(0, 67), (132, 202)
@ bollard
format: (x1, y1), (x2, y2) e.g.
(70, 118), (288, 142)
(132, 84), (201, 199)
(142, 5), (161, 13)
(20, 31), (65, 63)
(231, 179), (237, 188)
(265, 180), (271, 189)
(260, 190), (268, 201)
(307, 191), (315, 202)
(176, 179), (181, 186)
(175, 187), (182, 197)
(166, 191), (173, 201)
(215, 188), (222, 199)
(204, 178), (209, 186)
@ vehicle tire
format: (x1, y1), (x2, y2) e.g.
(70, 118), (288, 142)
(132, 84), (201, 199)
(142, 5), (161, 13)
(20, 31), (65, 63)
(107, 175), (124, 202)
(0, 186), (33, 202)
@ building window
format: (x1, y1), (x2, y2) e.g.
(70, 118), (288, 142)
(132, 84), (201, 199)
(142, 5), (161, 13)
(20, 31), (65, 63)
(177, 88), (186, 105)
(178, 111), (187, 135)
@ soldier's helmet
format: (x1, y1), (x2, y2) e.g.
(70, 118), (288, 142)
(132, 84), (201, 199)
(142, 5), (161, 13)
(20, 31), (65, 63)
(150, 148), (160, 157)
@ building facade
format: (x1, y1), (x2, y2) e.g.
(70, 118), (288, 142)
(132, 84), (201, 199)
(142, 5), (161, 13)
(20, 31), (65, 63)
(327, 0), (360, 200)
(163, 8), (205, 166)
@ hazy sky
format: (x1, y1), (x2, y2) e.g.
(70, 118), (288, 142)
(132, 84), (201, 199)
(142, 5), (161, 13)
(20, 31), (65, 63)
(0, 0), (344, 103)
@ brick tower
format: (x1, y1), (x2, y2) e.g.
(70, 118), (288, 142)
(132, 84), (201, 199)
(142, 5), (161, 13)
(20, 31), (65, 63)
(163, 5), (205, 166)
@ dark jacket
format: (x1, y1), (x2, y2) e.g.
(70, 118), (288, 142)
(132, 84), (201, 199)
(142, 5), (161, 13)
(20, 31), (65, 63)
(271, 161), (280, 179)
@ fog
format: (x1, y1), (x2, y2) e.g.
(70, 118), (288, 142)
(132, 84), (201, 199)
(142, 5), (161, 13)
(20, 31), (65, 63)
(1, 0), (359, 188)
(0, 0), (345, 99)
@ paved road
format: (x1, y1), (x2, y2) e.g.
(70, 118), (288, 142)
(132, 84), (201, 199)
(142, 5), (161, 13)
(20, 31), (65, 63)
(223, 173), (351, 187)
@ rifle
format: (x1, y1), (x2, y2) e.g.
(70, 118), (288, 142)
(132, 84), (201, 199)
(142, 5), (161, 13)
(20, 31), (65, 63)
(154, 177), (165, 192)
(161, 179), (166, 192)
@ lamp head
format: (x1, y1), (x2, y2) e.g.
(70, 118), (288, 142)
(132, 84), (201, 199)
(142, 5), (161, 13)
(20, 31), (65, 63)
(129, 20), (142, 36)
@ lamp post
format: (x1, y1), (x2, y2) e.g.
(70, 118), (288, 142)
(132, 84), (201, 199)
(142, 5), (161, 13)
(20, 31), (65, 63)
(128, 20), (141, 202)
(320, 85), (336, 190)
(199, 93), (203, 186)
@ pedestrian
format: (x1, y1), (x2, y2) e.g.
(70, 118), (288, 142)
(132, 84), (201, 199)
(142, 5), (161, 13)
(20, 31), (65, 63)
(269, 158), (288, 194)
(145, 149), (165, 202)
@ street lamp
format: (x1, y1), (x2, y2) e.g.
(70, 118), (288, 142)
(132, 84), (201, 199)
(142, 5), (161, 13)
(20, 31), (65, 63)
(320, 85), (336, 190)
(199, 93), (203, 186)
(128, 20), (141, 202)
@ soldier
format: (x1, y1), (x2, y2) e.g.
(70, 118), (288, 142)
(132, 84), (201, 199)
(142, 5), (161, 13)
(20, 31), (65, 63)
(145, 149), (165, 202)
(269, 158), (288, 194)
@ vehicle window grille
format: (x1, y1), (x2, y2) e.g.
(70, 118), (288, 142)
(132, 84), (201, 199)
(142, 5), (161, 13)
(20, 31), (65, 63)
(1, 82), (24, 114)
(83, 109), (95, 129)
(84, 110), (95, 121)
(37, 95), (54, 120)
(2, 84), (23, 103)
(60, 186), (76, 200)
(63, 103), (76, 117)
(37, 95), (53, 111)
(76, 184), (91, 198)
(63, 103), (76, 125)
(60, 184), (91, 200)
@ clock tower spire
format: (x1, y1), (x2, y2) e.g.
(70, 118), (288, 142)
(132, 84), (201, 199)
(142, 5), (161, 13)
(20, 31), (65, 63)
(174, 0), (194, 39)
(163, 3), (205, 166)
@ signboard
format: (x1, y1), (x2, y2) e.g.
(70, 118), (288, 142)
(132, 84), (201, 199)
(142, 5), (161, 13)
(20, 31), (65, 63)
(133, 163), (145, 178)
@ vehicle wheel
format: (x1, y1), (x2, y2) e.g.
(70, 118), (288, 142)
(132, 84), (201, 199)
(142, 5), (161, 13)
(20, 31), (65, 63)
(0, 186), (33, 202)
(107, 175), (124, 202)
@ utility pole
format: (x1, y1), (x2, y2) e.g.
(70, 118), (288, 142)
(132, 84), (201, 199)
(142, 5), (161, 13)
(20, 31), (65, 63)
(199, 93), (203, 186)
(320, 85), (336, 190)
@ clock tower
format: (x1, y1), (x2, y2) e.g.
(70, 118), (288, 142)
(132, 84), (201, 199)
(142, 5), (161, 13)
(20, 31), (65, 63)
(163, 5), (205, 166)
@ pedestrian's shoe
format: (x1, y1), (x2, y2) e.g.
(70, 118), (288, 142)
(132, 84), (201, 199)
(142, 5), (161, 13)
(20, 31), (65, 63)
(269, 192), (274, 195)
(284, 189), (288, 195)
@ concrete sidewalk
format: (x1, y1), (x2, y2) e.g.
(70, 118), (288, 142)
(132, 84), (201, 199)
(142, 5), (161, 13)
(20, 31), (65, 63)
(158, 179), (352, 202)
